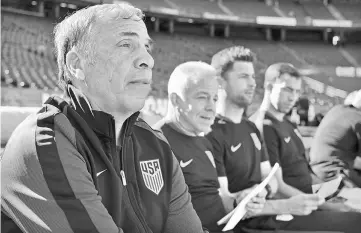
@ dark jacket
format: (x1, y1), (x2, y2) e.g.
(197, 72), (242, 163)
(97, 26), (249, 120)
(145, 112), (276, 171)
(1, 85), (203, 233)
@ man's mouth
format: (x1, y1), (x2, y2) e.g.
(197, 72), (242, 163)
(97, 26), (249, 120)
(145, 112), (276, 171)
(129, 79), (151, 85)
(200, 116), (213, 121)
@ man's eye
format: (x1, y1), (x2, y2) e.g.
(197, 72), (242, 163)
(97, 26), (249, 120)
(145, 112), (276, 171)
(119, 43), (131, 48)
(198, 96), (207, 99)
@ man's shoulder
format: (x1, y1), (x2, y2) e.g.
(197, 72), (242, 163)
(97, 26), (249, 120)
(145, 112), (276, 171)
(134, 118), (170, 145)
(211, 116), (232, 132)
(242, 117), (260, 133)
(2, 103), (72, 164)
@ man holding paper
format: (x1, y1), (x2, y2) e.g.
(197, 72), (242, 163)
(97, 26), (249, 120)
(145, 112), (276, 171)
(208, 49), (361, 232)
(155, 61), (266, 233)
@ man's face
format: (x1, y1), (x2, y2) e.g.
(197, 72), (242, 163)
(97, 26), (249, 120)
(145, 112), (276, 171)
(270, 73), (302, 114)
(83, 17), (154, 114)
(224, 61), (256, 108)
(178, 76), (218, 135)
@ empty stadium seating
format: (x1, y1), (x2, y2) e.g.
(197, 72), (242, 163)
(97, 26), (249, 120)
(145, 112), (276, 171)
(1, 3), (360, 104)
(127, 0), (169, 11)
(172, 0), (224, 15)
(301, 0), (335, 19)
(278, 0), (309, 18)
(285, 42), (351, 66)
(223, 0), (277, 18)
(333, 0), (361, 21)
(344, 45), (361, 64)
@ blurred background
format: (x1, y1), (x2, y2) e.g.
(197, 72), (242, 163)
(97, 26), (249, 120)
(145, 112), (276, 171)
(1, 0), (361, 148)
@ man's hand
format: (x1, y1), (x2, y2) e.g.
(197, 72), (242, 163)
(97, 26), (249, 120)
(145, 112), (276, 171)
(311, 160), (343, 182)
(235, 185), (267, 218)
(285, 194), (325, 215)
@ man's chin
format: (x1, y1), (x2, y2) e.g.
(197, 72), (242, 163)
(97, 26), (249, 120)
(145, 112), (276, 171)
(122, 98), (148, 114)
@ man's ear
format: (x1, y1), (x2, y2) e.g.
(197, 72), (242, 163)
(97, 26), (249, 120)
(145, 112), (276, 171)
(170, 92), (188, 112)
(66, 49), (85, 81)
(264, 82), (273, 92)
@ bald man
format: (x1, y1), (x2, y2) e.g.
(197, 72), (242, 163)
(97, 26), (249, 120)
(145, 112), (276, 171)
(310, 89), (361, 187)
(154, 61), (266, 233)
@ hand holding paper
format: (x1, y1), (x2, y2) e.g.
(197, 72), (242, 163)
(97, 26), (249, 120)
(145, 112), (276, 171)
(313, 175), (343, 199)
(218, 163), (280, 231)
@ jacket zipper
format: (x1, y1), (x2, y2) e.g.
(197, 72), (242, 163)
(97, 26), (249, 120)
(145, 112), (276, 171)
(121, 120), (151, 233)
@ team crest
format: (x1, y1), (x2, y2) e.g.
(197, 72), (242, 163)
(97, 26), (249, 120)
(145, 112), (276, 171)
(205, 151), (216, 168)
(140, 159), (164, 195)
(250, 133), (262, 151)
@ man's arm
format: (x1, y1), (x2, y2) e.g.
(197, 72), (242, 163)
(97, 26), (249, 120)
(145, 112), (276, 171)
(218, 177), (237, 213)
(206, 132), (237, 213)
(260, 160), (278, 197)
(163, 153), (204, 233)
(263, 124), (304, 198)
(1, 117), (123, 233)
(274, 167), (304, 198)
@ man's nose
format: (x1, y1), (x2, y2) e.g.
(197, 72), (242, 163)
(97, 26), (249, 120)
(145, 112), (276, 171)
(134, 49), (154, 69)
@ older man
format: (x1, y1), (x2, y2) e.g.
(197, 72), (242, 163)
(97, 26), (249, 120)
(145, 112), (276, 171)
(1, 4), (204, 233)
(154, 61), (266, 233)
(310, 89), (361, 187)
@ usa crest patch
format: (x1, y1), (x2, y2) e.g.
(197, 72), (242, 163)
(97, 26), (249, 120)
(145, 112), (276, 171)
(140, 159), (164, 195)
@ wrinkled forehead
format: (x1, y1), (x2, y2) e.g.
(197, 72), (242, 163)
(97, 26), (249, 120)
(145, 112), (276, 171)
(89, 16), (149, 43)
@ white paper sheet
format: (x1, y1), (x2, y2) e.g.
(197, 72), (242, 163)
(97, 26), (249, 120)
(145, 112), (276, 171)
(218, 163), (279, 231)
(314, 175), (342, 198)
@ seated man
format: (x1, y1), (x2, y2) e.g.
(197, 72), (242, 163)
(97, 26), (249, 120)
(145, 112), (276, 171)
(208, 48), (361, 233)
(310, 89), (361, 187)
(1, 4), (205, 233)
(154, 61), (266, 233)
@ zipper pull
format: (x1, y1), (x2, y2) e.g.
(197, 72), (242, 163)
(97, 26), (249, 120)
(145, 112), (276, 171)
(120, 170), (127, 186)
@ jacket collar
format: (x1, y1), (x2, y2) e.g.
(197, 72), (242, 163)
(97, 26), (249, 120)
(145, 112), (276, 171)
(48, 84), (140, 139)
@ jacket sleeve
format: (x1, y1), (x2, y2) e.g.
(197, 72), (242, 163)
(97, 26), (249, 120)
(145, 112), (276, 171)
(1, 113), (123, 233)
(163, 152), (204, 233)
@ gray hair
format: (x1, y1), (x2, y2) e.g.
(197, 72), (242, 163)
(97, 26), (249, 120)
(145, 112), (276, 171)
(54, 3), (144, 89)
(168, 61), (217, 98)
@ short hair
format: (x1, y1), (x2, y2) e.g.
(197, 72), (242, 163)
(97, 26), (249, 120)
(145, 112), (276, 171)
(168, 61), (217, 98)
(211, 46), (255, 78)
(264, 62), (301, 88)
(54, 3), (144, 90)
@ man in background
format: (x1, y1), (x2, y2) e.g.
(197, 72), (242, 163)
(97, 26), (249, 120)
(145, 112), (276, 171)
(310, 89), (361, 187)
(155, 61), (266, 232)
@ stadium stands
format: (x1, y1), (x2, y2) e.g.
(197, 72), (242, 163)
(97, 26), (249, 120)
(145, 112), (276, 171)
(344, 45), (361, 64)
(172, 0), (224, 15)
(223, 0), (277, 18)
(1, 1), (360, 103)
(333, 0), (361, 21)
(285, 42), (351, 66)
(301, 0), (335, 19)
(127, 0), (169, 11)
(278, 0), (309, 18)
